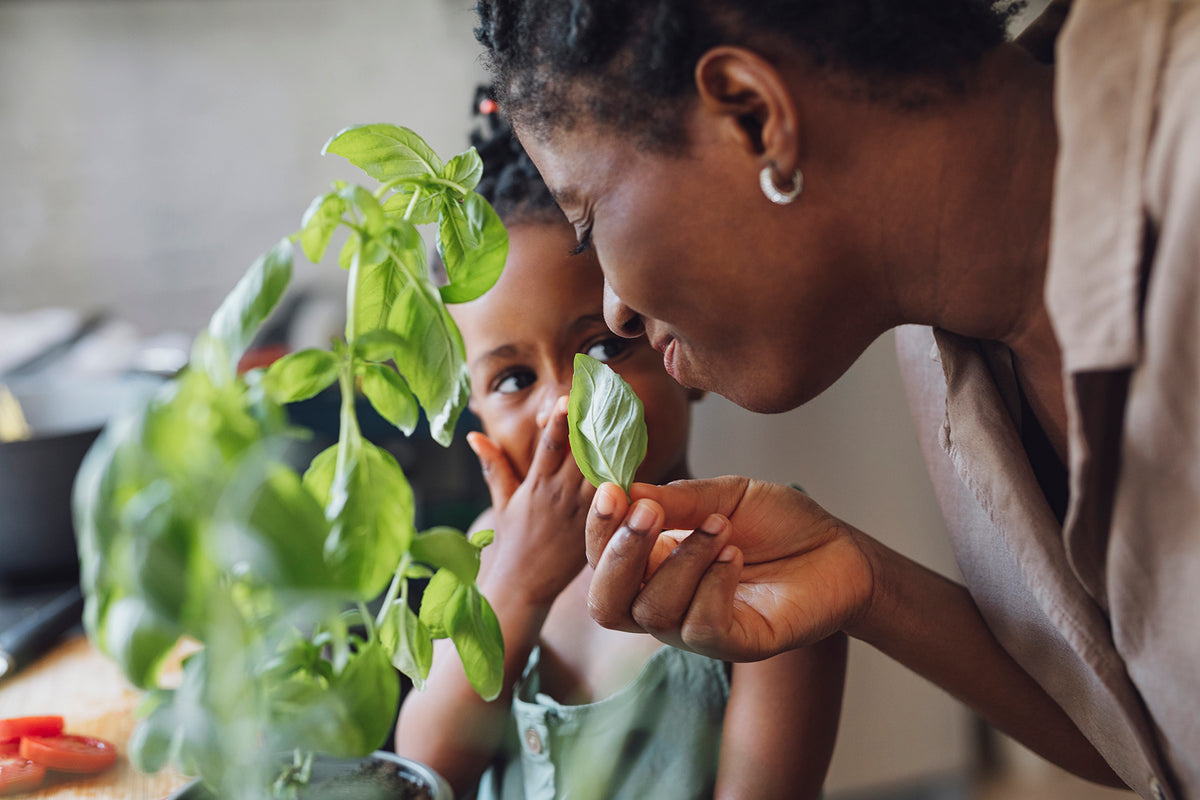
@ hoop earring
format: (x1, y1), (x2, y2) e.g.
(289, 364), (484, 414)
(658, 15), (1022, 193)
(759, 165), (803, 205)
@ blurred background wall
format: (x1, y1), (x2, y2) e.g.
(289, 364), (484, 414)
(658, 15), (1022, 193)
(1, 1), (1129, 799)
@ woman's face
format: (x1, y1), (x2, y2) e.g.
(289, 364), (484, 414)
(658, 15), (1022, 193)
(518, 109), (886, 414)
(453, 221), (695, 484)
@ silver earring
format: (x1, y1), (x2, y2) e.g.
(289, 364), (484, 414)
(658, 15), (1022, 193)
(759, 165), (803, 205)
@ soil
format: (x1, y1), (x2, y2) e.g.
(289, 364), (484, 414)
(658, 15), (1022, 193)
(300, 758), (434, 800)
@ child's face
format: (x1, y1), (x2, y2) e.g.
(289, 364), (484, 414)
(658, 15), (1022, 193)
(453, 221), (695, 484)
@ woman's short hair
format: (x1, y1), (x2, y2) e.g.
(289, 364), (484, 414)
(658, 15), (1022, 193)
(476, 0), (1024, 148)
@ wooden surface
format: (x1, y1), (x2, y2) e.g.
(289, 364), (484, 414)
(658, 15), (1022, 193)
(0, 633), (193, 799)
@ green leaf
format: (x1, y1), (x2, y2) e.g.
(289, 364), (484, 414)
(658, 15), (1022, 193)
(102, 595), (181, 690)
(379, 600), (433, 690)
(386, 262), (470, 446)
(323, 124), (443, 183)
(567, 353), (648, 493)
(361, 363), (418, 435)
(438, 192), (508, 304)
(418, 568), (459, 639)
(299, 191), (346, 262)
(352, 223), (424, 335)
(338, 184), (387, 237)
(128, 690), (177, 774)
(303, 442), (415, 599)
(339, 231), (360, 271)
(204, 238), (293, 378)
(215, 464), (339, 591)
(354, 330), (406, 363)
(410, 526), (480, 584)
(263, 349), (339, 403)
(469, 528), (495, 548)
(382, 182), (440, 225)
(330, 641), (400, 755)
(441, 148), (483, 193)
(447, 584), (504, 702)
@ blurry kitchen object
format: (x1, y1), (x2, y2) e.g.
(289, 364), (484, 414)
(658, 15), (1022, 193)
(0, 370), (165, 588)
(0, 585), (83, 682)
(0, 384), (32, 442)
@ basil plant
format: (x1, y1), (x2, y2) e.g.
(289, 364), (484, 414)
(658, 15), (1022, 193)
(72, 124), (507, 798)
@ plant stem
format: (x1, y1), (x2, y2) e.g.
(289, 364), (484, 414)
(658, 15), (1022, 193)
(375, 553), (412, 630)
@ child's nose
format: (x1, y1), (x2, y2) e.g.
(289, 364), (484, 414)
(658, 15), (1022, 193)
(535, 380), (571, 428)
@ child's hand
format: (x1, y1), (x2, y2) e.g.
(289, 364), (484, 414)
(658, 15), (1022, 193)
(468, 396), (593, 607)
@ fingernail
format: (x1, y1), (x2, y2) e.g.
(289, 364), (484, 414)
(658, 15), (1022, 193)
(628, 501), (656, 533)
(555, 395), (569, 414)
(717, 545), (737, 563)
(699, 514), (726, 536)
(465, 432), (483, 456)
(594, 486), (617, 518)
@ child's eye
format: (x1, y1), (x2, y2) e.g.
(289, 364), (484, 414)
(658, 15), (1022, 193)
(493, 369), (536, 395)
(584, 337), (628, 363)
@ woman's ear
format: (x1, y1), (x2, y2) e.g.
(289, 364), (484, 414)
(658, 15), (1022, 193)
(693, 45), (803, 178)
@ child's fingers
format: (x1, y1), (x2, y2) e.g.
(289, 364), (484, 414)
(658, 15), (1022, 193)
(528, 395), (572, 479)
(466, 431), (521, 510)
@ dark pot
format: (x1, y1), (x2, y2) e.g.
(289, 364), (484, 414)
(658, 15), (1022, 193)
(167, 751), (454, 800)
(0, 372), (163, 588)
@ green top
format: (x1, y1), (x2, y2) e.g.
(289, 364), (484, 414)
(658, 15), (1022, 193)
(472, 645), (730, 800)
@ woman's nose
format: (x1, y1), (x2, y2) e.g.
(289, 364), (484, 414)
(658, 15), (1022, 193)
(603, 281), (644, 339)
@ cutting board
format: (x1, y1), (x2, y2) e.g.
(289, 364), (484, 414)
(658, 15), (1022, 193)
(0, 634), (193, 799)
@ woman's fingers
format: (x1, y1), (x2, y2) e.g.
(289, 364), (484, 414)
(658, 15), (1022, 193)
(466, 431), (521, 511)
(680, 545), (745, 660)
(629, 514), (733, 649)
(586, 497), (664, 632)
(629, 476), (749, 530)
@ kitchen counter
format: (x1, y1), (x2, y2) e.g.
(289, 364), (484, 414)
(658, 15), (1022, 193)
(0, 633), (192, 799)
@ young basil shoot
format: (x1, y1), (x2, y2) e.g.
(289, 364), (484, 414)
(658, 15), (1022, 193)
(567, 353), (648, 494)
(73, 123), (508, 800)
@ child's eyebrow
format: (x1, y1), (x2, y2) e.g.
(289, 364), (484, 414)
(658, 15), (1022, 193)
(471, 343), (524, 371)
(568, 313), (607, 336)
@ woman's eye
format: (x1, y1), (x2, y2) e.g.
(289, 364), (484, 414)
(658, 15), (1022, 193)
(494, 370), (535, 395)
(584, 337), (628, 363)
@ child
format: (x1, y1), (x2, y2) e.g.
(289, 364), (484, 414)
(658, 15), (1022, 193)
(394, 90), (846, 800)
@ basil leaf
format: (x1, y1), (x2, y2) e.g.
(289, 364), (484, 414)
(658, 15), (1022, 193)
(469, 528), (495, 548)
(441, 148), (483, 193)
(418, 568), (459, 639)
(385, 259), (470, 446)
(303, 442), (415, 599)
(379, 600), (433, 690)
(567, 353), (648, 493)
(410, 526), (480, 584)
(382, 181), (440, 225)
(323, 124), (443, 182)
(204, 238), (293, 378)
(354, 329), (406, 363)
(299, 191), (346, 262)
(437, 192), (508, 305)
(447, 584), (504, 702)
(329, 641), (400, 755)
(360, 363), (418, 435)
(353, 223), (423, 335)
(338, 184), (387, 237)
(102, 595), (180, 690)
(128, 690), (178, 774)
(263, 348), (339, 403)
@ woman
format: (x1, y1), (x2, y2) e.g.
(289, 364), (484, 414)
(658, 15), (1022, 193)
(473, 1), (1199, 798)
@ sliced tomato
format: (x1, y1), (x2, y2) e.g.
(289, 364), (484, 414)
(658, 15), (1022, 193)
(0, 757), (46, 796)
(0, 744), (15, 758)
(19, 734), (118, 774)
(0, 716), (64, 743)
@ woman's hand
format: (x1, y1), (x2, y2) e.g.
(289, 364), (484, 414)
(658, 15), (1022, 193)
(584, 476), (875, 662)
(470, 396), (593, 607)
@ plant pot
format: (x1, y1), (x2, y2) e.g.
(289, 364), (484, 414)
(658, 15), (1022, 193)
(167, 751), (453, 800)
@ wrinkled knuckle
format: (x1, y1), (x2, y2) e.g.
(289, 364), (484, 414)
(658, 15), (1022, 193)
(631, 600), (677, 637)
(586, 594), (625, 628)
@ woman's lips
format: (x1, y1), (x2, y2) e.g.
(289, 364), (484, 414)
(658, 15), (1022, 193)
(661, 339), (682, 383)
